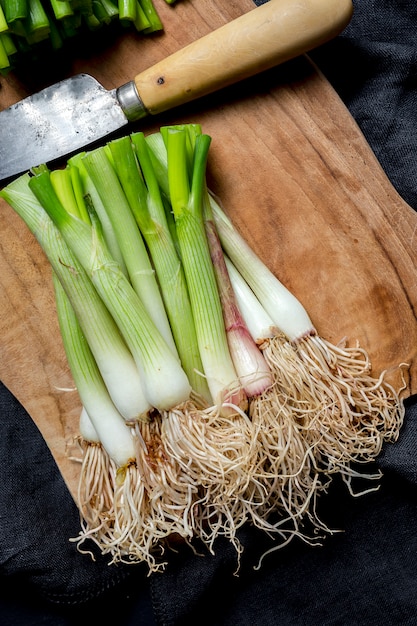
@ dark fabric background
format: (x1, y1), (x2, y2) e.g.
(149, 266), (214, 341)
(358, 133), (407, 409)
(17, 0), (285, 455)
(1, 0), (417, 624)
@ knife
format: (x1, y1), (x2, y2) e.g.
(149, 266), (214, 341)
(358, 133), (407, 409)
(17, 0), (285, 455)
(0, 0), (352, 182)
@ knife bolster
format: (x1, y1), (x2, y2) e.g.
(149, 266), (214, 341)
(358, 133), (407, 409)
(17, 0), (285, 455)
(116, 81), (149, 122)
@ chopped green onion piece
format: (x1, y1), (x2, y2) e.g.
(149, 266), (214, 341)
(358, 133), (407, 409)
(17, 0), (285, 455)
(132, 0), (149, 30)
(92, 0), (118, 23)
(0, 32), (18, 56)
(50, 0), (74, 20)
(4, 0), (28, 23)
(137, 0), (161, 33)
(24, 0), (50, 42)
(0, 4), (8, 30)
(0, 33), (10, 68)
(118, 0), (136, 21)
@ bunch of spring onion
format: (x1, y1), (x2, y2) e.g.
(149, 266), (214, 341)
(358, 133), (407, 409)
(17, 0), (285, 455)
(1, 122), (406, 571)
(0, 0), (167, 73)
(101, 127), (258, 554)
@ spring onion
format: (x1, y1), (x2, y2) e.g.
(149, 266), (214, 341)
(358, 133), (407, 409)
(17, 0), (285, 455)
(52, 274), (137, 468)
(82, 147), (177, 356)
(202, 183), (273, 399)
(52, 273), (149, 552)
(2, 119), (407, 571)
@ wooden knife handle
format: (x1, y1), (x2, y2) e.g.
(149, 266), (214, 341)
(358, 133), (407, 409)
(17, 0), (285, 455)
(133, 0), (353, 115)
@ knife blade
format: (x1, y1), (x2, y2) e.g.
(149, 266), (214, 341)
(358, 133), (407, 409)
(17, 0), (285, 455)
(0, 0), (353, 181)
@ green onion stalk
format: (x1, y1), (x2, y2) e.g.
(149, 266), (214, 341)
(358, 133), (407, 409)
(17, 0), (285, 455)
(0, 33), (10, 69)
(81, 146), (177, 357)
(108, 133), (210, 405)
(211, 194), (406, 497)
(53, 275), (151, 560)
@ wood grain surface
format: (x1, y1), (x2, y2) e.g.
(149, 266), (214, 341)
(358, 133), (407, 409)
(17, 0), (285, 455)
(1, 0), (416, 502)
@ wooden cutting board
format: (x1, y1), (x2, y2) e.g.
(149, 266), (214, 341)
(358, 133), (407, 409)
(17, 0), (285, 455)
(1, 0), (416, 502)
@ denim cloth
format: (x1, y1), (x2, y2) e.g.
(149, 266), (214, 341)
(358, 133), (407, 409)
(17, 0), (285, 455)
(2, 0), (417, 624)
